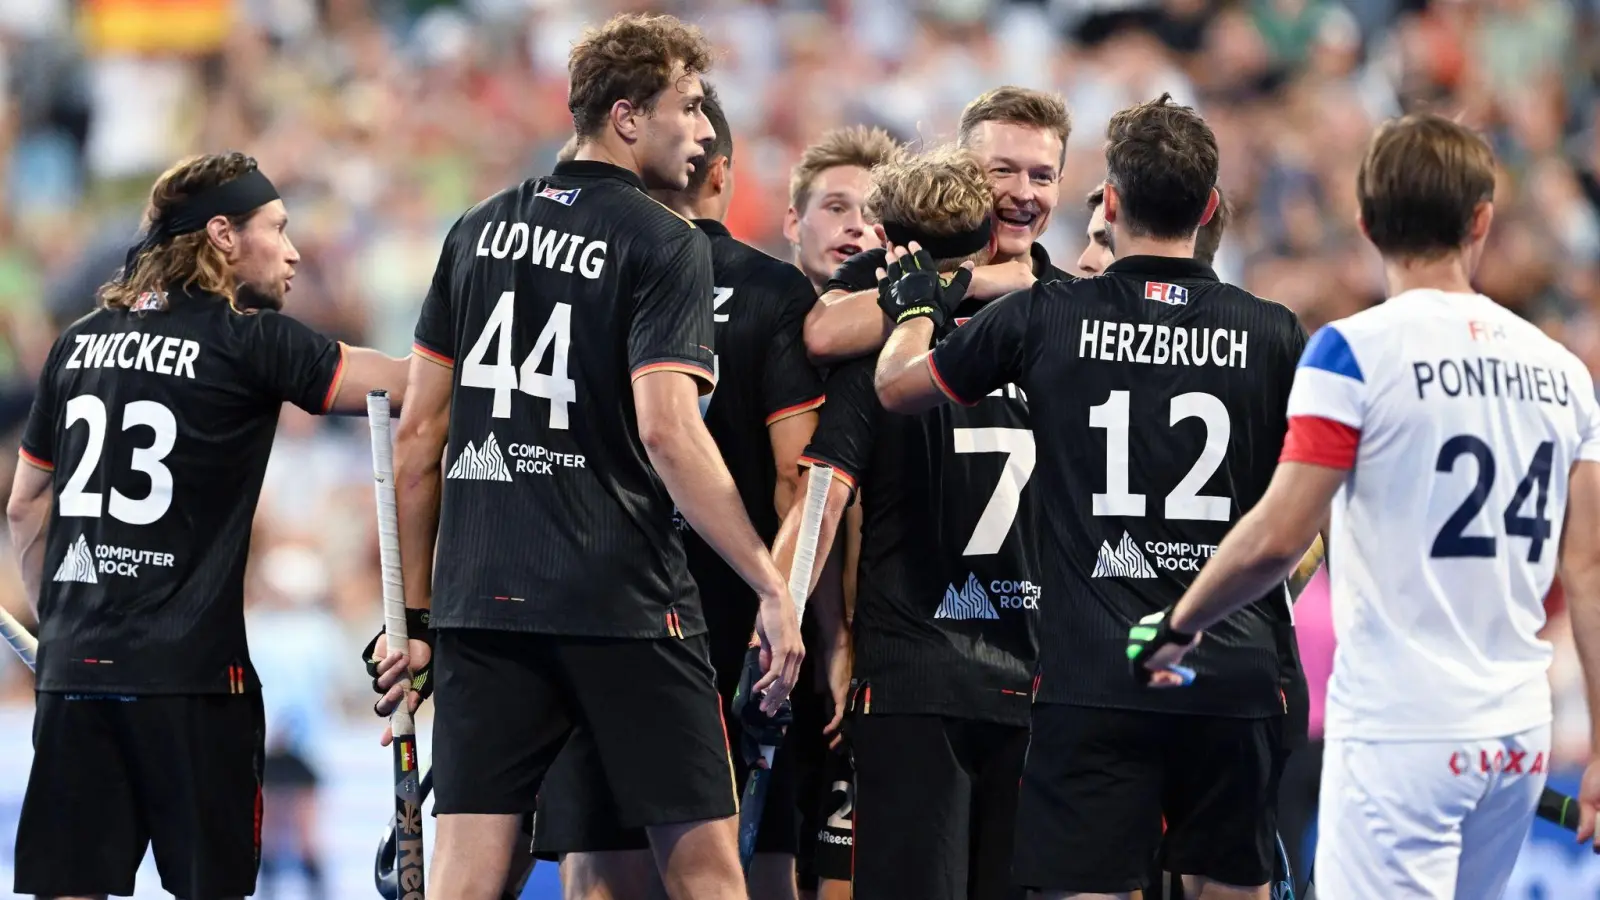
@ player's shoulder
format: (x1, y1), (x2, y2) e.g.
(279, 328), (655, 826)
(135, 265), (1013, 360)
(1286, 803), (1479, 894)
(729, 239), (813, 299)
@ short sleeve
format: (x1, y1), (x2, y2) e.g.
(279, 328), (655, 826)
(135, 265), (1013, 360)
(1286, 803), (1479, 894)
(19, 336), (69, 471)
(1573, 366), (1600, 463)
(927, 287), (1034, 407)
(824, 248), (887, 295)
(412, 223), (460, 368)
(764, 270), (826, 424)
(1281, 323), (1366, 469)
(241, 310), (346, 414)
(628, 229), (717, 394)
(797, 359), (878, 495)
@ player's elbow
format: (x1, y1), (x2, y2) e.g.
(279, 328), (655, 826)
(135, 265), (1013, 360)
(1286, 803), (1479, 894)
(875, 368), (930, 415)
(637, 407), (690, 457)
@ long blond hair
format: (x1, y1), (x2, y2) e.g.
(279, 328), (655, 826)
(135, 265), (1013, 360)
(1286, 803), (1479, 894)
(97, 152), (263, 311)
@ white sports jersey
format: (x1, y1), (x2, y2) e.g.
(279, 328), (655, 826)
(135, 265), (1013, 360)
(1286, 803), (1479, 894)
(1282, 289), (1600, 741)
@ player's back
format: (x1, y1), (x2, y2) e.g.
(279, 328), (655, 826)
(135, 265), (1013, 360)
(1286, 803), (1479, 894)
(1019, 257), (1306, 715)
(1300, 289), (1599, 740)
(25, 290), (346, 694)
(414, 161), (718, 640)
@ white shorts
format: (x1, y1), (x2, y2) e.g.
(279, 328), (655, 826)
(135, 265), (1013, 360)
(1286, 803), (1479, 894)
(1314, 724), (1550, 900)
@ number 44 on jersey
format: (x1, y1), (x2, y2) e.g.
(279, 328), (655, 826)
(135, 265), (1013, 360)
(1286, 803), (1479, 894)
(460, 291), (576, 428)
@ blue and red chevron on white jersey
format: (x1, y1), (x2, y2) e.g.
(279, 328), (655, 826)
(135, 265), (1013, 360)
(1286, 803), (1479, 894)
(1281, 289), (1600, 741)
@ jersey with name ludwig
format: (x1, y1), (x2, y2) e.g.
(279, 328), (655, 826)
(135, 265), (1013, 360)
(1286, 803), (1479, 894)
(413, 161), (717, 639)
(1283, 290), (1600, 741)
(21, 290), (345, 693)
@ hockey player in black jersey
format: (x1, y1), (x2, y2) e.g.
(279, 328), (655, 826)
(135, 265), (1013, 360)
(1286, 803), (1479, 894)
(533, 84), (825, 900)
(11, 151), (410, 900)
(773, 146), (1040, 900)
(875, 94), (1307, 900)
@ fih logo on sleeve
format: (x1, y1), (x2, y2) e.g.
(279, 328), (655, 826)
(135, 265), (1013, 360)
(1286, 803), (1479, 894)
(1144, 282), (1189, 306)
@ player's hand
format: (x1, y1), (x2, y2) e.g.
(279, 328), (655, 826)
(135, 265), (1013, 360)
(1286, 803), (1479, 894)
(370, 638), (433, 745)
(968, 257), (1036, 300)
(1577, 758), (1600, 847)
(822, 637), (852, 749)
(874, 242), (974, 330)
(1127, 606), (1201, 688)
(753, 590), (804, 715)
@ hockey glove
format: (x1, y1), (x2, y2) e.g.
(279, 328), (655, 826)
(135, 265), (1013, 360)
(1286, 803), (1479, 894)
(1126, 606), (1197, 686)
(364, 607), (435, 711)
(876, 247), (973, 330)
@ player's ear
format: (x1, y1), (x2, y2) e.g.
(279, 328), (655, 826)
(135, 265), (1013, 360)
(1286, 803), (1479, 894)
(1197, 187), (1218, 228)
(1468, 200), (1494, 245)
(1102, 183), (1119, 225)
(709, 155), (729, 194)
(1355, 211), (1370, 242)
(610, 99), (639, 143)
(782, 206), (801, 245)
(205, 215), (238, 257)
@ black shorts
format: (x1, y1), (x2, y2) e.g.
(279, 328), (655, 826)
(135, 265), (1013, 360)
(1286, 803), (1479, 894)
(1013, 704), (1282, 894)
(808, 737), (854, 883)
(15, 691), (265, 900)
(851, 713), (1029, 900)
(432, 628), (737, 829)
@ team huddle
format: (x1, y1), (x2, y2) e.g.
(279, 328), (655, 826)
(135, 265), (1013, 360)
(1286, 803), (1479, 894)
(10, 8), (1600, 900)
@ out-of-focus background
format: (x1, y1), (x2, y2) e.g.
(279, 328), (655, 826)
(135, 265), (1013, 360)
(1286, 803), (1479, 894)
(1, 0), (1599, 896)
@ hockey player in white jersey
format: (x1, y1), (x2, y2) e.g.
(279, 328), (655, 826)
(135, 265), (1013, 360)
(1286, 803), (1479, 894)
(1124, 113), (1600, 898)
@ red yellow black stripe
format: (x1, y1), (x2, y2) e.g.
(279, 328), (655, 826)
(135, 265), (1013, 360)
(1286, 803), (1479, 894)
(18, 449), (53, 472)
(926, 355), (977, 407)
(797, 455), (856, 493)
(321, 342), (348, 413)
(631, 361), (716, 387)
(765, 395), (825, 425)
(412, 342), (454, 368)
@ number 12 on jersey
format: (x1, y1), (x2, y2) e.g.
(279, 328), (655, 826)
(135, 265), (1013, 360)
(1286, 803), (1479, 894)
(460, 291), (576, 427)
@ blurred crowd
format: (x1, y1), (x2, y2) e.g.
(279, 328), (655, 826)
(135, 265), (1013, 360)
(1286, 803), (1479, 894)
(2, 0), (1599, 798)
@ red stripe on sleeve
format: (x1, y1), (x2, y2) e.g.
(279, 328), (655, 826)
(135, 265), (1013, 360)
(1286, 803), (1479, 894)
(1280, 415), (1360, 470)
(18, 449), (53, 472)
(926, 355), (977, 407)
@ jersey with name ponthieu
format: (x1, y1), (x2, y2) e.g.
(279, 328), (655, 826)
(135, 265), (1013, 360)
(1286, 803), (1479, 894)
(930, 256), (1306, 717)
(679, 220), (823, 661)
(803, 267), (1041, 726)
(1281, 290), (1600, 741)
(22, 289), (346, 693)
(413, 161), (717, 639)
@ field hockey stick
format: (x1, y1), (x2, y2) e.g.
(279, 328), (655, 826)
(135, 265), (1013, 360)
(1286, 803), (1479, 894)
(736, 463), (834, 870)
(368, 390), (426, 900)
(1540, 786), (1583, 830)
(0, 605), (38, 670)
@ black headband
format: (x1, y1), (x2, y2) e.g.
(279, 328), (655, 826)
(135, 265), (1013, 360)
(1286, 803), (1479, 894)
(121, 168), (281, 282)
(881, 216), (993, 260)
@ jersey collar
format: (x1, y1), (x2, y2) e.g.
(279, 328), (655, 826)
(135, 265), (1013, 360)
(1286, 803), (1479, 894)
(694, 219), (731, 238)
(1104, 255), (1218, 282)
(1029, 243), (1072, 282)
(551, 160), (646, 192)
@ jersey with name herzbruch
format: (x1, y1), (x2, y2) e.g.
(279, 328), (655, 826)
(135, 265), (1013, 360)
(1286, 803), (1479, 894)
(679, 219), (823, 649)
(802, 286), (1041, 726)
(21, 290), (345, 694)
(413, 161), (717, 639)
(931, 256), (1306, 716)
(1285, 290), (1600, 741)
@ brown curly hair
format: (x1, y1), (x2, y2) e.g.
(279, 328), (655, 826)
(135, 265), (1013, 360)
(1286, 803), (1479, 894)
(97, 152), (263, 311)
(568, 13), (715, 141)
(865, 146), (994, 270)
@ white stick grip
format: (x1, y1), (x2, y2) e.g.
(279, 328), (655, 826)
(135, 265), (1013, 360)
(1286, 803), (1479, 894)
(367, 390), (414, 738)
(0, 606), (37, 671)
(788, 464), (834, 625)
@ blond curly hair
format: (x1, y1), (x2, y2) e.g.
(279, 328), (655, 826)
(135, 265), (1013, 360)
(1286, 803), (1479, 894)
(864, 146), (994, 270)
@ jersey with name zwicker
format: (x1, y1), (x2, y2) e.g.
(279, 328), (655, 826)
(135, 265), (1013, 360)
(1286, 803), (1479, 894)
(929, 256), (1306, 716)
(802, 289), (1040, 727)
(1284, 290), (1600, 741)
(21, 290), (345, 694)
(679, 219), (823, 670)
(413, 161), (717, 639)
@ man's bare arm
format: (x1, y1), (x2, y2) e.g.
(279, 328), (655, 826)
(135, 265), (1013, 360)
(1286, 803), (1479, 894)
(1560, 462), (1600, 766)
(874, 318), (946, 415)
(770, 411), (819, 518)
(6, 460), (53, 618)
(1168, 463), (1344, 635)
(771, 466), (853, 608)
(329, 346), (412, 414)
(393, 355), (453, 613)
(804, 289), (891, 365)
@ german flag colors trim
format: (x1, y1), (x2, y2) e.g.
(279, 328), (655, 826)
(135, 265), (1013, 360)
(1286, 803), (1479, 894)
(18, 448), (53, 472)
(412, 342), (454, 368)
(320, 342), (349, 413)
(926, 355), (977, 407)
(766, 394), (825, 425)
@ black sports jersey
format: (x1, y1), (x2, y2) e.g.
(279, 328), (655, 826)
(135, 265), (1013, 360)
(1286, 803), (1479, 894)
(680, 220), (824, 657)
(929, 256), (1306, 717)
(413, 161), (718, 639)
(21, 289), (345, 693)
(824, 242), (1071, 297)
(802, 296), (1039, 727)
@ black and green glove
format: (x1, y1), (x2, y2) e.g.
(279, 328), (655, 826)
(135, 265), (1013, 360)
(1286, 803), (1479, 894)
(876, 248), (972, 329)
(1126, 606), (1197, 686)
(363, 607), (435, 711)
